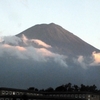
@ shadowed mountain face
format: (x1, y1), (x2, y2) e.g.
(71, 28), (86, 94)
(17, 23), (99, 56)
(0, 23), (100, 89)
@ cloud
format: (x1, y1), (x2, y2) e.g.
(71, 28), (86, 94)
(2, 44), (11, 48)
(54, 54), (67, 67)
(92, 51), (100, 63)
(90, 51), (100, 66)
(0, 35), (67, 67)
(31, 39), (51, 48)
(3, 36), (22, 45)
(0, 37), (4, 42)
(15, 46), (26, 51)
(21, 34), (52, 48)
(2, 44), (26, 51)
(1, 35), (100, 68)
(37, 48), (53, 57)
(37, 48), (67, 67)
(73, 51), (100, 68)
(73, 55), (88, 69)
(77, 55), (84, 63)
(21, 34), (28, 44)
(0, 44), (27, 59)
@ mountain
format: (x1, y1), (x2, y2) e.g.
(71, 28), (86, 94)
(17, 23), (99, 56)
(0, 23), (100, 89)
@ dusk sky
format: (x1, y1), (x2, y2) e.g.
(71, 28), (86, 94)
(0, 0), (100, 49)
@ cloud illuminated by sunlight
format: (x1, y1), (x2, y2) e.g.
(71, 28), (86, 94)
(31, 39), (51, 48)
(22, 34), (28, 44)
(15, 46), (26, 51)
(92, 51), (100, 63)
(0, 35), (68, 67)
(2, 44), (26, 51)
(21, 34), (52, 48)
(2, 44), (11, 48)
(37, 48), (53, 57)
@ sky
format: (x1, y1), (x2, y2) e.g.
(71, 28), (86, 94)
(0, 0), (100, 50)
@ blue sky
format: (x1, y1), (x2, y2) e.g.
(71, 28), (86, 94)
(0, 0), (100, 49)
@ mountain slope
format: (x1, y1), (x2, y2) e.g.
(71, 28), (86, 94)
(17, 23), (99, 56)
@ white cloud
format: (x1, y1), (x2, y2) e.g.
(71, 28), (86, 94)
(21, 34), (28, 44)
(54, 54), (67, 67)
(73, 55), (88, 69)
(3, 36), (22, 45)
(0, 35), (67, 67)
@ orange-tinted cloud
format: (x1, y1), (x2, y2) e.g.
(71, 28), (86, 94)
(2, 44), (11, 48)
(92, 51), (100, 63)
(32, 39), (51, 48)
(15, 46), (26, 51)
(37, 48), (53, 57)
(2, 44), (26, 51)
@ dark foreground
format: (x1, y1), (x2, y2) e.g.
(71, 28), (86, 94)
(0, 95), (87, 100)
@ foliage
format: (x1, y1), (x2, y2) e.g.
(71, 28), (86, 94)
(28, 83), (99, 93)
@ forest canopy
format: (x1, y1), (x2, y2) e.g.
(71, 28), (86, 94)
(28, 83), (99, 93)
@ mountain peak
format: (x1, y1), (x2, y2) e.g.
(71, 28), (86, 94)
(49, 23), (58, 26)
(16, 23), (99, 56)
(49, 23), (55, 25)
(33, 23), (59, 29)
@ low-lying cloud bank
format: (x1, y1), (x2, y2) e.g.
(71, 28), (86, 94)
(0, 35), (100, 69)
(0, 35), (67, 67)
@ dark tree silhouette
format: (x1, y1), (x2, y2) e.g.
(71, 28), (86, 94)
(45, 87), (54, 92)
(67, 83), (74, 92)
(28, 87), (38, 91)
(80, 84), (97, 92)
(55, 85), (66, 92)
(88, 84), (97, 92)
(73, 85), (79, 91)
(28, 87), (35, 91)
(40, 89), (45, 92)
(35, 88), (38, 91)
(80, 84), (86, 91)
(27, 83), (99, 93)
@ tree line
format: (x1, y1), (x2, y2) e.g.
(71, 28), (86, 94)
(28, 83), (100, 93)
